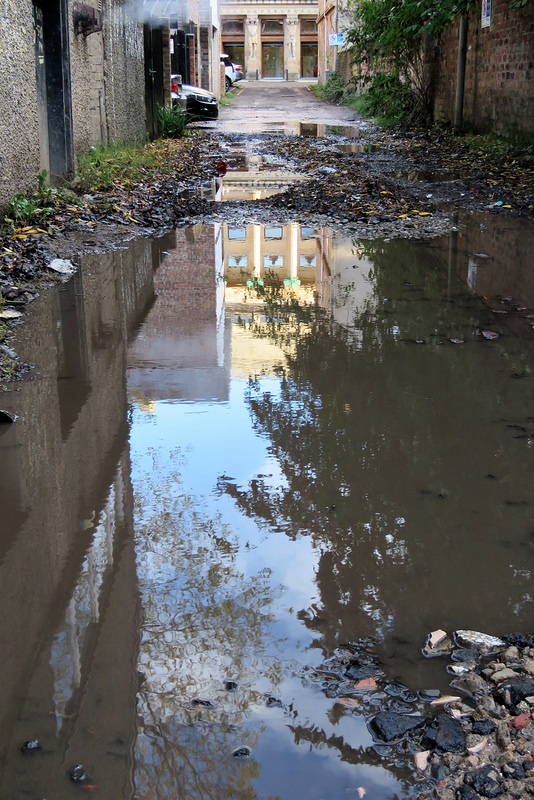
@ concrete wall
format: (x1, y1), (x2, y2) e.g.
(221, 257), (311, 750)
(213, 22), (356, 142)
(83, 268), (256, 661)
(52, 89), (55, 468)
(0, 0), (146, 209)
(0, 1), (44, 203)
(432, 0), (534, 137)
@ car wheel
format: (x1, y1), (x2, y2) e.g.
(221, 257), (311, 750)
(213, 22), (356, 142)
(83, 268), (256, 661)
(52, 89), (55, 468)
(225, 76), (232, 91)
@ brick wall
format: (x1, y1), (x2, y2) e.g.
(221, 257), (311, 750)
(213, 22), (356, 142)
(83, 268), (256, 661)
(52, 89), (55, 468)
(432, 0), (534, 138)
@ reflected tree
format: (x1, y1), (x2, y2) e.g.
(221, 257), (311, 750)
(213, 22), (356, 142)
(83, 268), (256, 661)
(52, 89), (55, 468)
(219, 237), (534, 656)
(133, 448), (286, 800)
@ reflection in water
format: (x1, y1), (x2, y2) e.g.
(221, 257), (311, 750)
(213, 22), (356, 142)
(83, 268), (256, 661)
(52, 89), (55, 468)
(0, 235), (170, 799)
(1, 211), (534, 799)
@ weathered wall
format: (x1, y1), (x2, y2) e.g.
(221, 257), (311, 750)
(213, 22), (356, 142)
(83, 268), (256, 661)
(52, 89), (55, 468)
(0, 0), (146, 209)
(432, 0), (534, 138)
(0, 1), (43, 204)
(102, 1), (146, 144)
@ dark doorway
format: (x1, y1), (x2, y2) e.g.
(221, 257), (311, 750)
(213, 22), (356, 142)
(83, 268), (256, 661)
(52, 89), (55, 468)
(33, 0), (74, 180)
(170, 29), (192, 84)
(144, 24), (165, 139)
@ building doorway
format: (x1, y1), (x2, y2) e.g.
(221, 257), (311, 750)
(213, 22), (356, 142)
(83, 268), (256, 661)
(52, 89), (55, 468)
(301, 43), (317, 77)
(33, 0), (73, 180)
(262, 43), (283, 78)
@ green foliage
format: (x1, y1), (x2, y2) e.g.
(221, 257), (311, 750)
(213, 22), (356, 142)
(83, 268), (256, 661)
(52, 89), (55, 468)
(356, 71), (422, 125)
(157, 103), (190, 139)
(313, 73), (359, 106)
(76, 142), (156, 190)
(8, 193), (54, 225)
(346, 0), (475, 124)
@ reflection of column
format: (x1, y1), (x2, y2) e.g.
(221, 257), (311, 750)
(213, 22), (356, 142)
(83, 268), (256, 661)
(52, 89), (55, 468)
(252, 225), (261, 277)
(289, 223), (299, 279)
(214, 223), (226, 368)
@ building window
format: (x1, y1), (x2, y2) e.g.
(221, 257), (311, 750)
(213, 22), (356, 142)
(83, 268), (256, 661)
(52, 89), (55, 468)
(300, 19), (317, 33)
(261, 19), (284, 35)
(228, 228), (246, 240)
(300, 254), (316, 267)
(264, 255), (283, 268)
(222, 19), (244, 34)
(228, 255), (247, 267)
(264, 226), (283, 240)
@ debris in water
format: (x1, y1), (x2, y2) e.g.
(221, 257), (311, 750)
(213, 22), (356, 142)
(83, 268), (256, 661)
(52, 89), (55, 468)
(428, 629), (448, 649)
(192, 698), (216, 708)
(454, 630), (505, 652)
(414, 750), (430, 771)
(481, 330), (499, 340)
(48, 258), (76, 275)
(20, 739), (41, 753)
(70, 765), (88, 783)
(0, 308), (22, 319)
(232, 746), (251, 759)
(225, 680), (239, 692)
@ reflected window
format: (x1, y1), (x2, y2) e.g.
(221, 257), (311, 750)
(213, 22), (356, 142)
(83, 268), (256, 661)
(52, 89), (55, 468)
(228, 255), (248, 267)
(300, 227), (316, 239)
(264, 226), (282, 240)
(300, 254), (316, 267)
(261, 19), (284, 34)
(264, 255), (283, 268)
(300, 19), (317, 33)
(222, 19), (244, 34)
(228, 228), (246, 240)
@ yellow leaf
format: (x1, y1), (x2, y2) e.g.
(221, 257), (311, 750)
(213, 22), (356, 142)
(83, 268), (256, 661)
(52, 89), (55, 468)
(417, 211), (431, 216)
(397, 214), (409, 218)
(86, 221), (96, 226)
(502, 205), (512, 208)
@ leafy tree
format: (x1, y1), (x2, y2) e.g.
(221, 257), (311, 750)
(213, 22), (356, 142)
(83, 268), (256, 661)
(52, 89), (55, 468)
(346, 0), (476, 123)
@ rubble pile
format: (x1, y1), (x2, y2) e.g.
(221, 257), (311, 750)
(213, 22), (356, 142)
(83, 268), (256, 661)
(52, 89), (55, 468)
(311, 630), (534, 799)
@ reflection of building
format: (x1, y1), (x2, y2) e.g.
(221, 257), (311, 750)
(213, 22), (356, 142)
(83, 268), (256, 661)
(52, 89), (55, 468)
(128, 225), (231, 402)
(224, 222), (320, 306)
(0, 236), (169, 798)
(219, 4), (318, 80)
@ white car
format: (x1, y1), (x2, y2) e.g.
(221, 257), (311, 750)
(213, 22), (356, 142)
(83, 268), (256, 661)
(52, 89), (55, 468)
(221, 54), (243, 91)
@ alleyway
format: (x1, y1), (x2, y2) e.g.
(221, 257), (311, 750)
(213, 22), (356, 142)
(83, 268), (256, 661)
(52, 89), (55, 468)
(1, 83), (534, 800)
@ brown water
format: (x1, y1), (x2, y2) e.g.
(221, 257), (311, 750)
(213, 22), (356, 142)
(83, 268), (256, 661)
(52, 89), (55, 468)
(1, 212), (534, 799)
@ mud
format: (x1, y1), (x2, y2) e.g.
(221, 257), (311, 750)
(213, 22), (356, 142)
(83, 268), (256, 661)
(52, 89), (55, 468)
(0, 81), (532, 380)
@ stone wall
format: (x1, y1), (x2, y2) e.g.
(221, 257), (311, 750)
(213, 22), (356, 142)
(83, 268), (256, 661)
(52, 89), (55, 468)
(432, 0), (534, 138)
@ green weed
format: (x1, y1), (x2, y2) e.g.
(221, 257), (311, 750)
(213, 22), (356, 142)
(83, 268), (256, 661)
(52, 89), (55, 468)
(76, 142), (157, 190)
(157, 103), (190, 139)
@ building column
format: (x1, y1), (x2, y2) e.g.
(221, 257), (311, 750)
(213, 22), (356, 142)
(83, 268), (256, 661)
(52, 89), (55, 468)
(246, 16), (260, 79)
(286, 17), (300, 79)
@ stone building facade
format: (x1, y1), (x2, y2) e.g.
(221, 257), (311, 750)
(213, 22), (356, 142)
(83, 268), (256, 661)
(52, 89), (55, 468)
(219, 0), (319, 80)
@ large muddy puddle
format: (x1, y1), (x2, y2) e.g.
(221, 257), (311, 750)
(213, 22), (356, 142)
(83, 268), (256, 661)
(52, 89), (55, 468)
(1, 211), (534, 799)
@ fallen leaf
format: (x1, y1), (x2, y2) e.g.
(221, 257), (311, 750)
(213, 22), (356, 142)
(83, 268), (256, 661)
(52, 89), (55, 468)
(468, 736), (487, 753)
(430, 695), (461, 707)
(482, 330), (499, 340)
(335, 697), (360, 708)
(354, 677), (377, 691)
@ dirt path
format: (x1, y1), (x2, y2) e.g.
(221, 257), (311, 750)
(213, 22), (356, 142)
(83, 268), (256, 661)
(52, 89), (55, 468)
(215, 80), (362, 131)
